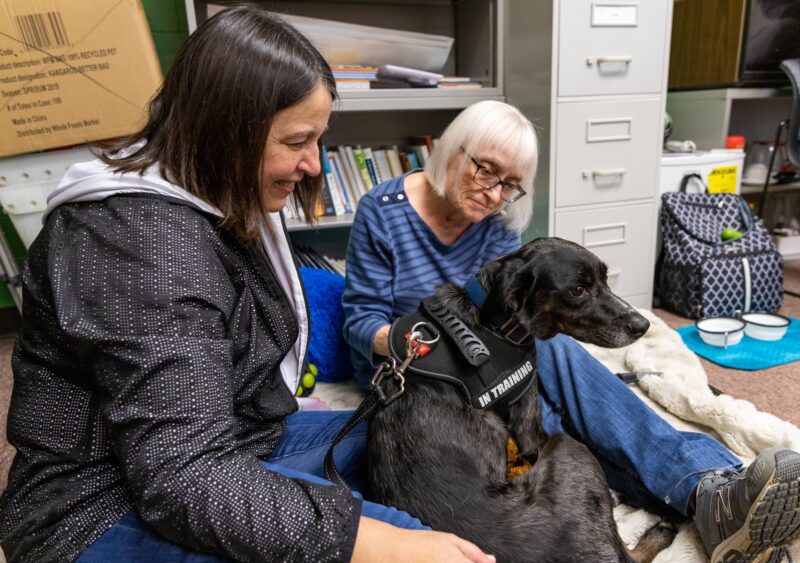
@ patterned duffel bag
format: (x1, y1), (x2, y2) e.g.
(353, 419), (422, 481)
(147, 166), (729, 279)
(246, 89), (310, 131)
(655, 174), (783, 319)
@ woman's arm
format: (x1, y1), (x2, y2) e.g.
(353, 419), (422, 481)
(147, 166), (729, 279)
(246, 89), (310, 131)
(342, 195), (397, 361)
(54, 200), (361, 561)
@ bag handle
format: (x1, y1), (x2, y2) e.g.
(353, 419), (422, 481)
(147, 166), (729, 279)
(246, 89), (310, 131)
(666, 175), (757, 244)
(736, 194), (755, 232)
(679, 173), (708, 193)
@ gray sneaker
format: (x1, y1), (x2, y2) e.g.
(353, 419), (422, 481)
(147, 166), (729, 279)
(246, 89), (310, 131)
(694, 448), (800, 563)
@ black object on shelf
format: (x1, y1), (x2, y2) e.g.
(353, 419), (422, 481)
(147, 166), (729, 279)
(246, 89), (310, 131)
(757, 58), (800, 216)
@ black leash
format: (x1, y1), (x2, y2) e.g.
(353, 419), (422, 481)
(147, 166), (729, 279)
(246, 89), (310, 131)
(322, 326), (439, 489)
(322, 391), (382, 488)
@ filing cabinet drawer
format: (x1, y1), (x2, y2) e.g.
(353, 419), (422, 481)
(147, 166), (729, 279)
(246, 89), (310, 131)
(555, 99), (661, 208)
(557, 0), (669, 97)
(553, 203), (656, 298)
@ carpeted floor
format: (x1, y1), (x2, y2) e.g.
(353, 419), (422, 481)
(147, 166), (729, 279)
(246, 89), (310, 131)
(0, 261), (798, 494)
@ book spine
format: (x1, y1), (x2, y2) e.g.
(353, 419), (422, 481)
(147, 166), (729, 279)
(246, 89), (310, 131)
(409, 144), (429, 167)
(362, 147), (382, 185)
(353, 146), (375, 190)
(329, 151), (353, 214)
(406, 151), (420, 170)
(343, 145), (367, 197)
(398, 151), (412, 172)
(373, 149), (393, 182)
(323, 147), (346, 215)
(386, 146), (404, 177)
(333, 147), (360, 209)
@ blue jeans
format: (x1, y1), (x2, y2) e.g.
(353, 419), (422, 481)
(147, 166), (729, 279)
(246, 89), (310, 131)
(535, 334), (741, 516)
(77, 411), (427, 562)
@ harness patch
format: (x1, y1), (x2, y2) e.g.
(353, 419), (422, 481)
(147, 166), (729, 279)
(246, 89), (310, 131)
(477, 360), (533, 408)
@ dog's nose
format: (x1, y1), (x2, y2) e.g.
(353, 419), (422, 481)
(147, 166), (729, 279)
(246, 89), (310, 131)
(626, 315), (650, 338)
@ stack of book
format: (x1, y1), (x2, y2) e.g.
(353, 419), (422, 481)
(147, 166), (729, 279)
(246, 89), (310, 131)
(369, 64), (482, 90)
(283, 136), (441, 220)
(331, 65), (378, 90)
(437, 76), (483, 89)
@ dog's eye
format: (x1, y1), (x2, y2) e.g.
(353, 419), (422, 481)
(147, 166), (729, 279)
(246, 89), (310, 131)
(570, 286), (587, 298)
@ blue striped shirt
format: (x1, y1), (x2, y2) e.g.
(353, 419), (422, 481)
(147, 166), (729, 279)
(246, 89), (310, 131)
(342, 171), (521, 388)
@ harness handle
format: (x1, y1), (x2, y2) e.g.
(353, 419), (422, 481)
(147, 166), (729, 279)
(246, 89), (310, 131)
(421, 298), (491, 367)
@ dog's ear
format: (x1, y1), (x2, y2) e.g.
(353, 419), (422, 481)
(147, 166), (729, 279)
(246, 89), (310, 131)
(478, 245), (543, 322)
(477, 255), (523, 324)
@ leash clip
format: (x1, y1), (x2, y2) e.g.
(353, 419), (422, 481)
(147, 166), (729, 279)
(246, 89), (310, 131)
(371, 324), (440, 405)
(371, 357), (405, 405)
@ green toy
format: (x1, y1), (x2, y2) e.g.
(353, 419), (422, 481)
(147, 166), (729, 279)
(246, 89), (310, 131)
(295, 362), (318, 397)
(721, 227), (744, 241)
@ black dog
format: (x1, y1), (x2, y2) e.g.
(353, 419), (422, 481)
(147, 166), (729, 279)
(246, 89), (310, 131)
(367, 237), (671, 562)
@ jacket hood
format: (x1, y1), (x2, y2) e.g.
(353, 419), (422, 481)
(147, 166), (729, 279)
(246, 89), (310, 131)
(45, 157), (221, 220)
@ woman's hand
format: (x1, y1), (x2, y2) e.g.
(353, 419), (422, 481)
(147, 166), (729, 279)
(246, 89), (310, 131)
(352, 517), (495, 563)
(372, 324), (391, 357)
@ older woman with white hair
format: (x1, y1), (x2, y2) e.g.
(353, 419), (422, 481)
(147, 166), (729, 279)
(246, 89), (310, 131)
(342, 99), (800, 563)
(343, 100), (537, 368)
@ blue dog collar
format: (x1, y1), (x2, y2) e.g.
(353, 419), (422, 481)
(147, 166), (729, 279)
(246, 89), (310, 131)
(463, 275), (532, 346)
(464, 275), (487, 308)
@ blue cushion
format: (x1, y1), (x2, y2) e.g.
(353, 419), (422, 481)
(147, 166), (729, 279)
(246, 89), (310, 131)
(299, 267), (353, 382)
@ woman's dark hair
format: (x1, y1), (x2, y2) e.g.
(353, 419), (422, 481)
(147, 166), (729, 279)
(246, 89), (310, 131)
(99, 4), (337, 240)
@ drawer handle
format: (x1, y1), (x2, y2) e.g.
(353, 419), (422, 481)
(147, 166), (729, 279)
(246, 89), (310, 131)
(607, 267), (622, 279)
(583, 168), (627, 179)
(586, 56), (633, 66)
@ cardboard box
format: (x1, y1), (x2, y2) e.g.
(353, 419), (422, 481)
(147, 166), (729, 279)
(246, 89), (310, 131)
(0, 0), (162, 157)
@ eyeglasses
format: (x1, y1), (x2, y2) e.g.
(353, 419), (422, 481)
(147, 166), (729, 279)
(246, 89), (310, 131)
(463, 151), (526, 203)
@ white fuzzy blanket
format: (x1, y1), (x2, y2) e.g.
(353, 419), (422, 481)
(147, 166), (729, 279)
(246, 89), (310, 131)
(311, 310), (800, 561)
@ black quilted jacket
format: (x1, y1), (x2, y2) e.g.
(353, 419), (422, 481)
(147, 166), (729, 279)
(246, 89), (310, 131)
(0, 194), (360, 562)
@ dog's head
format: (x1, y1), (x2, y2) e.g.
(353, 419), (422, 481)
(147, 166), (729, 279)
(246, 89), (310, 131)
(476, 237), (649, 348)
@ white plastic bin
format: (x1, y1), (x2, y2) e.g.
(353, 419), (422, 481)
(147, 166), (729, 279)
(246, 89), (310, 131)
(659, 151), (745, 196)
(207, 7), (454, 72)
(0, 147), (93, 249)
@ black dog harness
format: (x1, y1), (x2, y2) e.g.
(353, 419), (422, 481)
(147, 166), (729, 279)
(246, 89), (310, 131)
(388, 297), (536, 413)
(323, 277), (537, 487)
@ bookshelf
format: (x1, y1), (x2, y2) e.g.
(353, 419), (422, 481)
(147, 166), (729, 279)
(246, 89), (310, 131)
(185, 0), (507, 245)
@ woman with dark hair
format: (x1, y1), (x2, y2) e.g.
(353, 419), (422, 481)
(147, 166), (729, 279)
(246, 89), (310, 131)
(0, 6), (493, 563)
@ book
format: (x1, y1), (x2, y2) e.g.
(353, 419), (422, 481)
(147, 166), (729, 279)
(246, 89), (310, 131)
(438, 81), (483, 89)
(332, 148), (361, 209)
(321, 146), (345, 215)
(409, 144), (430, 166)
(370, 77), (411, 89)
(353, 147), (374, 190)
(385, 146), (404, 177)
(318, 176), (336, 217)
(331, 65), (379, 79)
(335, 79), (371, 90)
(373, 149), (394, 182)
(329, 150), (354, 213)
(406, 151), (420, 170)
(398, 151), (412, 172)
(362, 147), (382, 185)
(343, 145), (368, 197)
(439, 76), (474, 83)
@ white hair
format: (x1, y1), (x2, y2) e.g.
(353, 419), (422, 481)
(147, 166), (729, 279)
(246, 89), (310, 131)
(424, 100), (538, 232)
